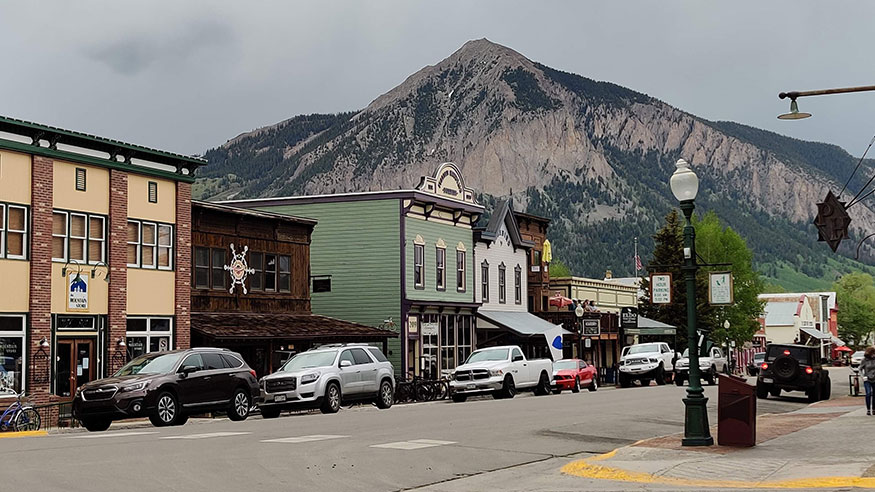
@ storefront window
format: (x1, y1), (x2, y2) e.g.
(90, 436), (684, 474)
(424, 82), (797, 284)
(440, 316), (455, 373)
(421, 314), (439, 379)
(0, 315), (25, 395)
(126, 317), (173, 360)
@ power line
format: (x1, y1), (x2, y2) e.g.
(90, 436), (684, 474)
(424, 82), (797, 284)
(840, 134), (875, 199)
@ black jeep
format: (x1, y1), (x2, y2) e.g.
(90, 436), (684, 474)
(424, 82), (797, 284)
(756, 344), (831, 403)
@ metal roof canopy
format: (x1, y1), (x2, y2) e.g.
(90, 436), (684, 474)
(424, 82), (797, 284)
(800, 327), (831, 341)
(476, 310), (572, 337)
(624, 316), (676, 336)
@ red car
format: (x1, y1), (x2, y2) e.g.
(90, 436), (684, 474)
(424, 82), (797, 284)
(552, 359), (598, 393)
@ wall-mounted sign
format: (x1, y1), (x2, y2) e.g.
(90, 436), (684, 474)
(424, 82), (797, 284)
(620, 307), (638, 329)
(224, 243), (255, 295)
(650, 273), (672, 304)
(421, 322), (439, 337)
(582, 319), (600, 336)
(68, 274), (88, 311)
(584, 338), (592, 348)
(708, 271), (734, 306)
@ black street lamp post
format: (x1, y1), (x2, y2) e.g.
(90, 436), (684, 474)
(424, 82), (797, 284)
(670, 159), (714, 447)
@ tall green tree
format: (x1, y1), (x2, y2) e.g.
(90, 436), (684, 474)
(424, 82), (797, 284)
(548, 259), (572, 278)
(833, 272), (875, 348)
(640, 210), (765, 348)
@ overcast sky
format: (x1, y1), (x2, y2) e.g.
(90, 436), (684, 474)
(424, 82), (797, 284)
(2, 1), (874, 159)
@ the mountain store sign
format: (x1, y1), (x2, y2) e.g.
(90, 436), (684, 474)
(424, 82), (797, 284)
(68, 274), (88, 311)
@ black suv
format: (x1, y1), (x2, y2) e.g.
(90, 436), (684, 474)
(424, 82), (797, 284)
(756, 344), (831, 403)
(73, 348), (260, 432)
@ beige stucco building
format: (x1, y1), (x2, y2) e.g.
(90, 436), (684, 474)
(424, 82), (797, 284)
(548, 276), (638, 313)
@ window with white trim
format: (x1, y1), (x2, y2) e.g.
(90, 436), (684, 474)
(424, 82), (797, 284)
(515, 265), (522, 305)
(126, 317), (173, 359)
(456, 250), (466, 292)
(0, 315), (26, 395)
(127, 219), (173, 269)
(413, 244), (424, 289)
(52, 210), (106, 264)
(481, 260), (489, 302)
(436, 246), (446, 291)
(498, 262), (506, 304)
(0, 203), (28, 260)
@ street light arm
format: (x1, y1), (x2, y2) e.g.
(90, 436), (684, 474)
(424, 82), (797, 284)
(779, 85), (875, 100)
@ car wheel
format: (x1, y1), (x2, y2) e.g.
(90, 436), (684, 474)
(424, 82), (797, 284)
(376, 379), (394, 409)
(171, 415), (189, 426)
(822, 377), (832, 400)
(228, 389), (251, 421)
(572, 377), (581, 393)
(150, 391), (180, 427)
(705, 368), (717, 385)
(320, 382), (341, 414)
(675, 375), (685, 386)
(534, 372), (550, 396)
(619, 373), (631, 388)
(756, 382), (769, 399)
(81, 418), (111, 432)
(261, 407), (281, 419)
(770, 388), (781, 398)
(640, 379), (651, 386)
(588, 378), (598, 392)
(656, 365), (666, 386)
(501, 375), (516, 399)
(807, 382), (822, 403)
(452, 394), (467, 403)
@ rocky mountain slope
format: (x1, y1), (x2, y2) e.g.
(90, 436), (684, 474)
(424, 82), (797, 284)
(197, 39), (875, 286)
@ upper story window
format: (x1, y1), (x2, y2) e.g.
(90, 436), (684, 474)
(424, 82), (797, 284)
(481, 260), (489, 302)
(75, 168), (86, 192)
(515, 265), (522, 304)
(498, 262), (506, 304)
(0, 203), (28, 260)
(148, 181), (158, 203)
(435, 246), (446, 291)
(127, 219), (172, 270)
(52, 210), (105, 264)
(413, 244), (424, 289)
(237, 250), (292, 293)
(532, 250), (542, 272)
(456, 250), (466, 292)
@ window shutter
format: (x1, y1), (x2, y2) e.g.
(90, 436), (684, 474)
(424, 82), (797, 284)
(75, 168), (86, 191)
(148, 182), (158, 203)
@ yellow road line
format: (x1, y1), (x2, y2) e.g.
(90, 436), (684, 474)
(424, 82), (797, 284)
(0, 430), (48, 439)
(562, 452), (875, 489)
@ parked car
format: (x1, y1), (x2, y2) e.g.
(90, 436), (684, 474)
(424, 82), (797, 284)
(618, 342), (675, 387)
(747, 352), (766, 376)
(449, 345), (552, 402)
(675, 346), (727, 386)
(259, 344), (395, 417)
(552, 359), (597, 393)
(73, 348), (260, 432)
(851, 350), (865, 369)
(756, 344), (831, 403)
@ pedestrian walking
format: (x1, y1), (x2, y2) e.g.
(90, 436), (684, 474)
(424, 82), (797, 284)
(860, 346), (875, 415)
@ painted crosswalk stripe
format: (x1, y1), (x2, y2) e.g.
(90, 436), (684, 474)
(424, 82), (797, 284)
(370, 439), (457, 450)
(262, 434), (348, 444)
(68, 431), (158, 439)
(161, 432), (251, 440)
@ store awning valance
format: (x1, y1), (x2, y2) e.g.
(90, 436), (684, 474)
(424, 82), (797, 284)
(800, 327), (831, 341)
(831, 335), (846, 346)
(191, 312), (397, 341)
(477, 310), (572, 337)
(624, 316), (676, 336)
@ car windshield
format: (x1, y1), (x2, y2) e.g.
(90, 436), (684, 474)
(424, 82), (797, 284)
(282, 351), (337, 371)
(766, 346), (810, 364)
(466, 348), (509, 363)
(554, 361), (578, 370)
(627, 344), (660, 355)
(114, 352), (183, 376)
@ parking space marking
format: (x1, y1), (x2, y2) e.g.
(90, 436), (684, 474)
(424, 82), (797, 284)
(370, 439), (457, 450)
(262, 434), (348, 444)
(161, 432), (251, 440)
(67, 431), (158, 439)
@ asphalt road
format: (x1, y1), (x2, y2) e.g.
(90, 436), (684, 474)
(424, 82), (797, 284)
(1, 373), (843, 492)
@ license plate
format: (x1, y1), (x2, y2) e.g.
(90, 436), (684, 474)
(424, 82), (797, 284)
(762, 378), (773, 384)
(466, 384), (476, 390)
(274, 395), (287, 402)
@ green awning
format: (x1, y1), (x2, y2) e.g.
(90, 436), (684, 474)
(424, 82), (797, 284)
(623, 327), (676, 336)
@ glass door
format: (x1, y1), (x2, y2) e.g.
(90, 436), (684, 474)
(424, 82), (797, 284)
(55, 338), (96, 398)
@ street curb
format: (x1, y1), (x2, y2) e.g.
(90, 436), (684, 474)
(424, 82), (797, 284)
(0, 430), (48, 439)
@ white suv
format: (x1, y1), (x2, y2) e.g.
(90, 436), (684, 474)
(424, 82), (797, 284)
(675, 346), (727, 386)
(259, 344), (395, 417)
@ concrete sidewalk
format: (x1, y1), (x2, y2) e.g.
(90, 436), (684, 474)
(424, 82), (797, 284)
(561, 396), (875, 489)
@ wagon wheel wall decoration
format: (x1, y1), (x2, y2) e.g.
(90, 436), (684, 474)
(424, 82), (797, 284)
(224, 243), (255, 294)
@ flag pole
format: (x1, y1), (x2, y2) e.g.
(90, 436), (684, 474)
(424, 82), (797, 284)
(634, 237), (639, 277)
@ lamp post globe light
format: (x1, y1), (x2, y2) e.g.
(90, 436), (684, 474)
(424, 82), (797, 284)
(670, 158), (714, 446)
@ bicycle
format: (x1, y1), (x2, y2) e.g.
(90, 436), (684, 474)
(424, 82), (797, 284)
(0, 392), (41, 432)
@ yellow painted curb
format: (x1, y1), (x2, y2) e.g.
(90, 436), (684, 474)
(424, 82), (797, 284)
(0, 430), (48, 439)
(562, 450), (875, 489)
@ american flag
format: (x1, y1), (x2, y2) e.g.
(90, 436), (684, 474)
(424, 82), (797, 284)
(635, 255), (643, 271)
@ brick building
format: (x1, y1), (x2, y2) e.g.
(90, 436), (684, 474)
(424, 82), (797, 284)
(0, 115), (204, 408)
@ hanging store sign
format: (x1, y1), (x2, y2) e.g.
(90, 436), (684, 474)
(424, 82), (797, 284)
(650, 273), (672, 304)
(224, 243), (255, 295)
(68, 274), (88, 311)
(620, 307), (638, 329)
(582, 319), (600, 337)
(708, 271), (734, 306)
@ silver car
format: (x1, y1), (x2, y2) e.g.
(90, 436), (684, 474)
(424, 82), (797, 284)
(259, 344), (395, 417)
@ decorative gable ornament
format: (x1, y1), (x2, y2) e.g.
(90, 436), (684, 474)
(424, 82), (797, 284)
(416, 162), (478, 204)
(224, 243), (255, 294)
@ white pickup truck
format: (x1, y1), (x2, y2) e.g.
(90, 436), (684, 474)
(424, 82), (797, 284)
(618, 342), (675, 387)
(675, 346), (727, 386)
(450, 345), (553, 402)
